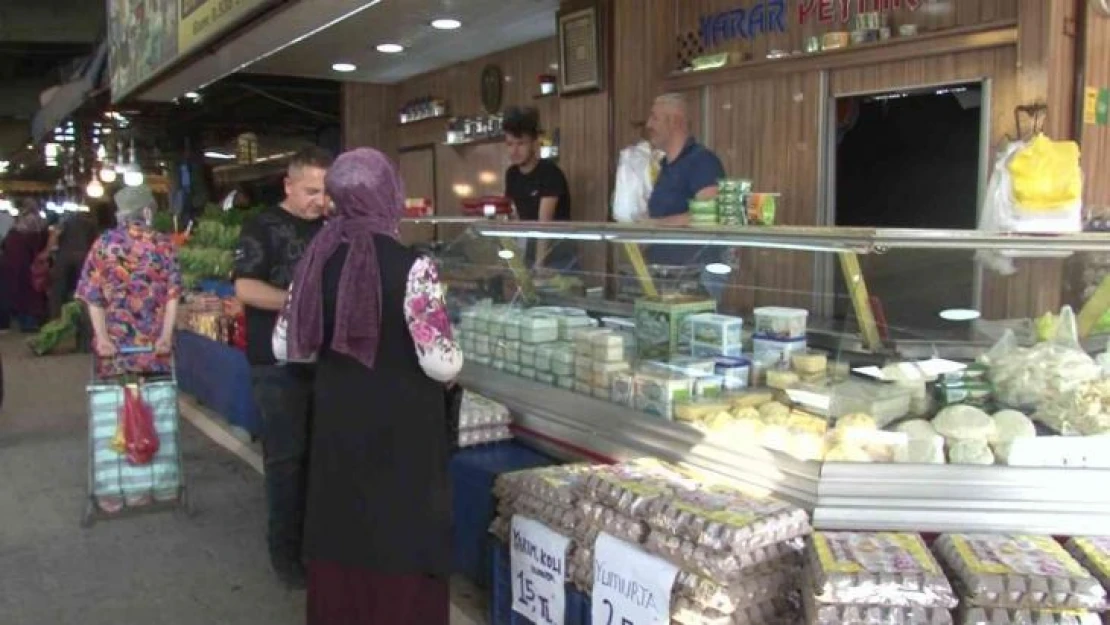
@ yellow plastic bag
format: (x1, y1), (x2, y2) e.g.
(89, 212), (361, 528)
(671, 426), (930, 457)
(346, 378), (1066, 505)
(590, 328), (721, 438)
(1007, 134), (1082, 212)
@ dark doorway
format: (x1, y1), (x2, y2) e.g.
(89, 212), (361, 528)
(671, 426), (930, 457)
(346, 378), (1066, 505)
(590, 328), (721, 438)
(833, 82), (984, 337)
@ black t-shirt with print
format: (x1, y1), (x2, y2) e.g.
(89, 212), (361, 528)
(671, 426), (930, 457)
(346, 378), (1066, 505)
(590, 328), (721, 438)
(504, 159), (573, 266)
(233, 205), (323, 365)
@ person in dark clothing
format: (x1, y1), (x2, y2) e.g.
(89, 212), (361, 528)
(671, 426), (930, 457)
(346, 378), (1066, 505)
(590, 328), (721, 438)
(277, 148), (462, 625)
(502, 106), (575, 271)
(232, 146), (333, 588)
(1, 201), (49, 332)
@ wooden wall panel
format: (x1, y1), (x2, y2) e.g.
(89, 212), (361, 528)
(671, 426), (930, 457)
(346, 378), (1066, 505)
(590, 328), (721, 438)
(670, 0), (1017, 73)
(1081, 4), (1110, 207)
(705, 71), (822, 312)
(341, 82), (396, 156)
(611, 0), (673, 149)
(397, 147), (436, 245)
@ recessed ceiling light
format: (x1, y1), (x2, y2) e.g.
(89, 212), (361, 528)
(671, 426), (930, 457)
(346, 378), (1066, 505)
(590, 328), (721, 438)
(331, 62), (357, 72)
(431, 18), (462, 30)
(184, 91), (200, 100)
(376, 43), (404, 54)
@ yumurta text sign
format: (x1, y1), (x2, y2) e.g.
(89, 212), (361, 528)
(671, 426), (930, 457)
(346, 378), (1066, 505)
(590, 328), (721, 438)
(699, 0), (924, 49)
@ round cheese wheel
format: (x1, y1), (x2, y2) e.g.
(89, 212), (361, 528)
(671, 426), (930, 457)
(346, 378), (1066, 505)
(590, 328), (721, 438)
(948, 439), (995, 465)
(989, 409), (1037, 445)
(894, 419), (937, 440)
(932, 405), (995, 442)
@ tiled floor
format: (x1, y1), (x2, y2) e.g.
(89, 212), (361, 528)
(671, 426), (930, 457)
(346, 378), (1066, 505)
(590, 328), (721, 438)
(0, 333), (485, 625)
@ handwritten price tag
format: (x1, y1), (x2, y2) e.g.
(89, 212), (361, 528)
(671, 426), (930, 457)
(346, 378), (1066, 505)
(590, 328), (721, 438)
(591, 533), (678, 625)
(511, 515), (571, 625)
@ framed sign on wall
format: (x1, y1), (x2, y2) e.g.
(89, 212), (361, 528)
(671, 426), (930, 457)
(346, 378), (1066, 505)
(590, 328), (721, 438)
(558, 4), (602, 95)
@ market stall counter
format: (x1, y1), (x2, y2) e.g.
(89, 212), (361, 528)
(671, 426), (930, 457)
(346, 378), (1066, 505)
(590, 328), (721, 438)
(428, 219), (1110, 537)
(174, 329), (260, 437)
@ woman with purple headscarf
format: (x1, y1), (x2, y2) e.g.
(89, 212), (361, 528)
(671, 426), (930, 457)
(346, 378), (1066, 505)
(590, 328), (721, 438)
(277, 148), (461, 625)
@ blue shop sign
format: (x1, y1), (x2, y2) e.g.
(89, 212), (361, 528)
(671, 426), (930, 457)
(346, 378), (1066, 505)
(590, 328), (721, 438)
(699, 0), (788, 49)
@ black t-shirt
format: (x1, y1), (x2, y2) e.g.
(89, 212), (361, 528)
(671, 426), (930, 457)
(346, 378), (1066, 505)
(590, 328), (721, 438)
(233, 205), (323, 366)
(505, 159), (571, 222)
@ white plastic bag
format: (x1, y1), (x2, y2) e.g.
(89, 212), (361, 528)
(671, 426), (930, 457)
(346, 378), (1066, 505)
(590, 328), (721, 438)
(975, 139), (1082, 276)
(611, 141), (658, 223)
(272, 283), (317, 364)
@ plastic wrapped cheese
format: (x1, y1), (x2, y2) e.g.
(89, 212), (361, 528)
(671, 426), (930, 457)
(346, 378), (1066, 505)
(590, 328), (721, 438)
(894, 435), (947, 464)
(959, 608), (1102, 625)
(824, 444), (873, 463)
(807, 531), (957, 608)
(1033, 378), (1110, 436)
(834, 413), (879, 440)
(991, 410), (1037, 444)
(948, 439), (996, 465)
(758, 401), (791, 425)
(933, 405), (997, 442)
(896, 419), (939, 440)
(984, 324), (1101, 412)
(934, 534), (1107, 610)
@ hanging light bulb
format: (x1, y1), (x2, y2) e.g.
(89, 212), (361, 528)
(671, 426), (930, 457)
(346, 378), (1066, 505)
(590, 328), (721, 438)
(86, 179), (105, 198)
(123, 170), (144, 187)
(99, 167), (117, 183)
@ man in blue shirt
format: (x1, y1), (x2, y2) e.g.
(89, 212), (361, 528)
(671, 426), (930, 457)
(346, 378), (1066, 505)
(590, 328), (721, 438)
(641, 94), (731, 293)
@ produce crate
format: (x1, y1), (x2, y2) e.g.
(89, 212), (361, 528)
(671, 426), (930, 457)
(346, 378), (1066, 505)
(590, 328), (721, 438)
(450, 442), (553, 587)
(489, 539), (590, 625)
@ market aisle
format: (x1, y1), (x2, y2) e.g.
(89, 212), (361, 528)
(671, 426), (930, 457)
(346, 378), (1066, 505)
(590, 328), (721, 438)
(0, 334), (305, 624)
(0, 334), (485, 625)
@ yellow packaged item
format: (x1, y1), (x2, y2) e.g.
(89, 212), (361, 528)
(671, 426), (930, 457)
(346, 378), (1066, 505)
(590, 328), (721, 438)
(1007, 134), (1082, 213)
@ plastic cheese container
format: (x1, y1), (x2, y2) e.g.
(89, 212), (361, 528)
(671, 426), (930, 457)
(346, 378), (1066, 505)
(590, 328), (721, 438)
(519, 344), (537, 368)
(753, 336), (808, 367)
(558, 315), (597, 340)
(753, 307), (808, 340)
(520, 315), (559, 343)
(688, 313), (744, 347)
(715, 357), (751, 391)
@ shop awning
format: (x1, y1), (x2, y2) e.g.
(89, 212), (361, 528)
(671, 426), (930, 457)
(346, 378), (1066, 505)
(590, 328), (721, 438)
(30, 40), (108, 144)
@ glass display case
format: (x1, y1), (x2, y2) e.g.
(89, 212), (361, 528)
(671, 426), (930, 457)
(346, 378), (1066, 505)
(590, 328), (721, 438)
(416, 218), (1110, 535)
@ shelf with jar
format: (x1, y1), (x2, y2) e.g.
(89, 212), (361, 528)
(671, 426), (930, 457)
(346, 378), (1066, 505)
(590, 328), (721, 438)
(398, 97), (450, 125)
(443, 114), (505, 146)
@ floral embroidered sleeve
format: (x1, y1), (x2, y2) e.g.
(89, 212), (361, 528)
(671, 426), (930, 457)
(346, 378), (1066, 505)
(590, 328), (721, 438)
(404, 256), (463, 383)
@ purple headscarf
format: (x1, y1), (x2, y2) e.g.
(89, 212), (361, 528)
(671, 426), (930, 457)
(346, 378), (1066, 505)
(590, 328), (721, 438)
(285, 148), (405, 369)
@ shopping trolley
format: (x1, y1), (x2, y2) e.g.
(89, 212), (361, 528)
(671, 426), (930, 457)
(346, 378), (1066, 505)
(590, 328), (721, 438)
(81, 345), (195, 527)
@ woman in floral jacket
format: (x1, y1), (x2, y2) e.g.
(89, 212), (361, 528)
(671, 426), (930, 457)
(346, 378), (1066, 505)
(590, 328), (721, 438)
(277, 148), (461, 625)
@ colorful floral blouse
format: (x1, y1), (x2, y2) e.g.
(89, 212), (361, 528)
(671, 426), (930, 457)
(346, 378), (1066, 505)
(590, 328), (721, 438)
(404, 257), (463, 382)
(76, 223), (183, 378)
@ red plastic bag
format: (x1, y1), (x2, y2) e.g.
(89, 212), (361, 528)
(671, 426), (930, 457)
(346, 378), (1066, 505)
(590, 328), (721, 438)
(121, 384), (159, 465)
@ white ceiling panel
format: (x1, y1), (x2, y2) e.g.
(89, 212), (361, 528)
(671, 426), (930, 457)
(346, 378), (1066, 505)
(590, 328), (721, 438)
(247, 0), (559, 84)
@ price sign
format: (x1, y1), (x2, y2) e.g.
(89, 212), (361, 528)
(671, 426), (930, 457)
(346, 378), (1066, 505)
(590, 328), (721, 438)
(591, 532), (678, 625)
(510, 515), (571, 625)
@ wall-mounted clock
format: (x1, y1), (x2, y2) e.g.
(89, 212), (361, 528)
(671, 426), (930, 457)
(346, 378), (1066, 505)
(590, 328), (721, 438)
(481, 64), (503, 114)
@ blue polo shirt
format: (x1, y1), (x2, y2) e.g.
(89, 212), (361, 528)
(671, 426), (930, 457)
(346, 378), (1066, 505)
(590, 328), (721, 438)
(647, 137), (726, 265)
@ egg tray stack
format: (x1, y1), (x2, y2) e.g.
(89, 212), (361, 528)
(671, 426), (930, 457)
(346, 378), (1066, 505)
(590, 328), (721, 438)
(488, 464), (596, 584)
(802, 531), (958, 625)
(934, 534), (1108, 625)
(1065, 537), (1110, 625)
(577, 460), (810, 625)
(457, 392), (513, 448)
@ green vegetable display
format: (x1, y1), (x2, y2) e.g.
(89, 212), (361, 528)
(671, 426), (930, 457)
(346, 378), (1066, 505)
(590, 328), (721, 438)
(27, 302), (84, 356)
(189, 221), (241, 250)
(178, 247), (235, 280)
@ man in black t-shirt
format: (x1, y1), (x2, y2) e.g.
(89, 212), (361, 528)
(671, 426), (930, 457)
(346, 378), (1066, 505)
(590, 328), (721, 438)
(503, 107), (575, 271)
(232, 146), (332, 588)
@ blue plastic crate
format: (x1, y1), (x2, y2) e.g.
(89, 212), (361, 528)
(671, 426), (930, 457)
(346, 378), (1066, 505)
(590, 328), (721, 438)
(489, 539), (590, 625)
(197, 279), (235, 298)
(451, 443), (553, 587)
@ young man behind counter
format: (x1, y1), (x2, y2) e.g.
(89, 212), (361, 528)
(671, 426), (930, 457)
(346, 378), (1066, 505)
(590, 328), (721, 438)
(503, 106), (575, 271)
(232, 146), (333, 589)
